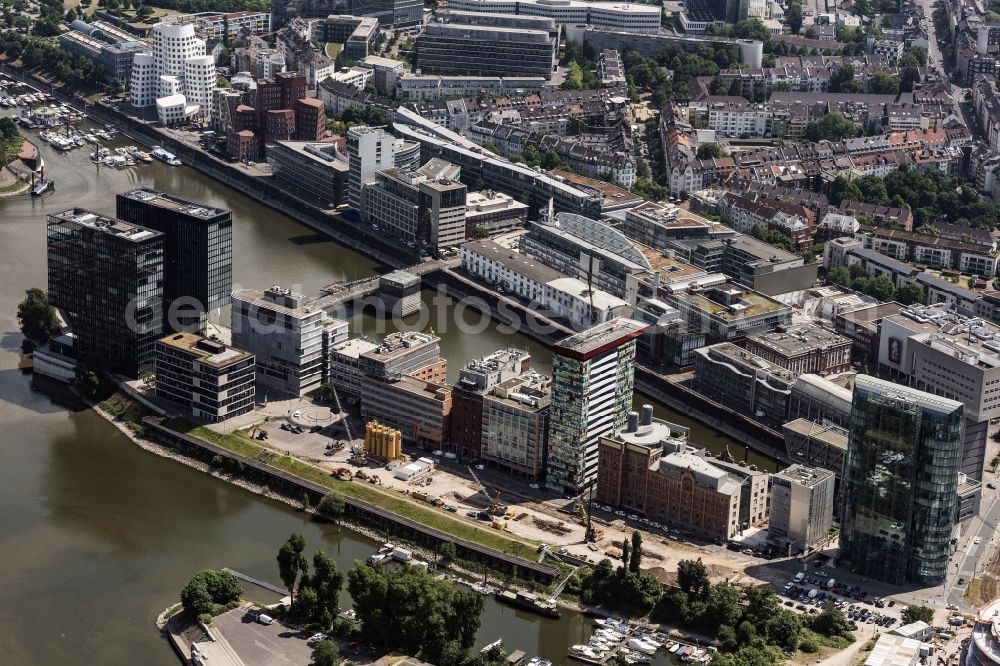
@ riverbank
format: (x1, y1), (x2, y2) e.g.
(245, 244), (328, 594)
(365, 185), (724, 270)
(0, 164), (28, 197)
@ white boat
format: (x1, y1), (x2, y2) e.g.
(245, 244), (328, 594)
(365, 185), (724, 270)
(38, 130), (52, 142)
(84, 133), (97, 143)
(151, 147), (181, 166)
(626, 639), (657, 656)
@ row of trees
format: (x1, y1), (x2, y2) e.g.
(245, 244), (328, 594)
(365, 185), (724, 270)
(826, 265), (925, 305)
(276, 534), (346, 630)
(829, 168), (1000, 230)
(568, 556), (853, 666)
(0, 32), (103, 90)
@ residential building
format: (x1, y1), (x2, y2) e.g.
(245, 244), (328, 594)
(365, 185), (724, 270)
(267, 140), (350, 209)
(840, 375), (963, 586)
(460, 240), (631, 327)
(596, 409), (745, 539)
(116, 189), (232, 335)
(856, 226), (1000, 278)
(397, 74), (546, 101)
(669, 282), (793, 343)
(415, 12), (559, 79)
(154, 332), (255, 422)
(692, 342), (795, 425)
(294, 98), (326, 142)
(231, 286), (349, 397)
(347, 126), (399, 214)
(481, 370), (552, 479)
(270, 0), (422, 28)
(227, 130), (257, 162)
(361, 55), (405, 95)
(546, 318), (648, 492)
(450, 348), (532, 459)
(193, 10), (271, 38)
(130, 20), (215, 125)
(598, 49), (626, 87)
(58, 31), (146, 84)
(46, 209), (163, 377)
(744, 324), (852, 375)
(769, 464), (836, 555)
(313, 16), (381, 62)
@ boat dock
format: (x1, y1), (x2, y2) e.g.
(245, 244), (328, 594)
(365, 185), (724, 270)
(568, 618), (710, 665)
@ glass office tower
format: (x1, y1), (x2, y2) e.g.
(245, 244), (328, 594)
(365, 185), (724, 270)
(840, 375), (963, 586)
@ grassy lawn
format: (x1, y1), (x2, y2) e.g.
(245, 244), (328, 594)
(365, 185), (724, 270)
(100, 393), (156, 433)
(168, 419), (539, 561)
(324, 42), (342, 60)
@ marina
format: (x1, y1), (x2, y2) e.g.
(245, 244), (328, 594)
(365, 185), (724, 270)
(569, 618), (712, 665)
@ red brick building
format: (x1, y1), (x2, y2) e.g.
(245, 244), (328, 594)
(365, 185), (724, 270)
(295, 97), (326, 142)
(266, 109), (295, 142)
(227, 130), (257, 162)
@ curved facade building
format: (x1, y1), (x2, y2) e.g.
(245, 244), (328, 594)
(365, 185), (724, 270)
(966, 598), (1000, 666)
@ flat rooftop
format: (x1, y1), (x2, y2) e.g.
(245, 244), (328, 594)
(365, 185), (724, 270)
(674, 286), (787, 320)
(119, 187), (230, 220)
(331, 337), (379, 359)
(748, 324), (849, 356)
(773, 463), (835, 487)
(552, 169), (644, 207)
(782, 419), (849, 451)
(836, 301), (904, 327)
(554, 317), (649, 359)
(362, 331), (440, 363)
(157, 332), (253, 368)
(48, 208), (162, 243)
(885, 304), (1000, 367)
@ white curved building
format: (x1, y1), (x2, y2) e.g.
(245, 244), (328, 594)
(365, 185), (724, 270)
(447, 0), (662, 32)
(967, 599), (1000, 666)
(130, 21), (214, 125)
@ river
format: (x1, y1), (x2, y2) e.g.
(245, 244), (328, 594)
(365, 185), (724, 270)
(0, 118), (755, 664)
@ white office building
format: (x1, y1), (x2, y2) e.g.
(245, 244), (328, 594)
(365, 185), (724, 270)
(130, 20), (217, 125)
(447, 0), (662, 32)
(769, 464), (836, 555)
(347, 126), (398, 214)
(232, 285), (349, 397)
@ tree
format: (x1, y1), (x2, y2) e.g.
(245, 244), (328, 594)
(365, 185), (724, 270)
(347, 561), (484, 662)
(563, 60), (584, 90)
(472, 226), (490, 239)
(317, 492), (346, 522)
(17, 288), (59, 343)
(310, 550), (344, 622)
(827, 266), (851, 287)
(868, 275), (896, 302)
(786, 0), (803, 33)
(805, 111), (858, 141)
(902, 605), (934, 624)
(766, 610), (803, 650)
(704, 582), (743, 628)
(696, 143), (726, 159)
(677, 559), (710, 598)
(629, 531), (643, 573)
(621, 538), (631, 569)
(867, 72), (900, 94)
(277, 533), (308, 606)
(107, 78), (125, 97)
(829, 175), (863, 206)
(311, 639), (340, 666)
(896, 282), (924, 306)
(811, 605), (849, 637)
(440, 541), (457, 562)
(180, 569), (243, 617)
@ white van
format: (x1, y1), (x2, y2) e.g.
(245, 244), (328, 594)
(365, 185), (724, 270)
(257, 613), (274, 625)
(794, 572), (805, 582)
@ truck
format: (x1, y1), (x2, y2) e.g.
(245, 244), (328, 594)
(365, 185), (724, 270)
(827, 578), (837, 590)
(807, 589), (818, 599)
(391, 546), (413, 562)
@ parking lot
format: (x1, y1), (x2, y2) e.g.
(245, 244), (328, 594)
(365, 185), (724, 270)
(778, 573), (905, 627)
(212, 608), (316, 666)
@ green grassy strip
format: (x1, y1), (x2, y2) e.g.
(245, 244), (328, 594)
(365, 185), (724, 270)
(170, 419), (539, 560)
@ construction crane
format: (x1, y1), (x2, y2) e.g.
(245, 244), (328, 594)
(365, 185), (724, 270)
(327, 383), (356, 447)
(467, 466), (507, 516)
(575, 479), (598, 542)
